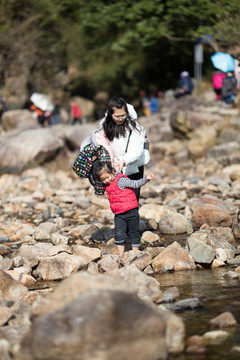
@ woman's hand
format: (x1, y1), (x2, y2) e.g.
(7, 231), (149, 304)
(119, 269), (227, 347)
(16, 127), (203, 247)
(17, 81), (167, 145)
(146, 173), (154, 181)
(115, 160), (125, 172)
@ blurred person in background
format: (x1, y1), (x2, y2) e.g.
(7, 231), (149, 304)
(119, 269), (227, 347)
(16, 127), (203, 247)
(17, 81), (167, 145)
(175, 71), (194, 98)
(148, 94), (160, 114)
(221, 72), (237, 106)
(51, 97), (61, 125)
(70, 100), (82, 125)
(0, 94), (7, 125)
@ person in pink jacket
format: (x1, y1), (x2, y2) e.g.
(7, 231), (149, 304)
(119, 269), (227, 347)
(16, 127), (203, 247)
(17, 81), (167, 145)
(93, 159), (154, 255)
(212, 71), (226, 100)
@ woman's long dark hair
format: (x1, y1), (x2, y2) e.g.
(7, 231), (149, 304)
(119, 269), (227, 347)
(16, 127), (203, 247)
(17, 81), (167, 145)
(103, 97), (137, 141)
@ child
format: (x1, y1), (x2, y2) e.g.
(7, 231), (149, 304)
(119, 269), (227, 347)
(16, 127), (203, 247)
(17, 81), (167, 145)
(70, 100), (82, 125)
(93, 160), (154, 255)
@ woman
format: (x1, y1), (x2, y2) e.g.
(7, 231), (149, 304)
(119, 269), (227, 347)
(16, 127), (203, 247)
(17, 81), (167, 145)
(101, 97), (150, 200)
(212, 71), (225, 100)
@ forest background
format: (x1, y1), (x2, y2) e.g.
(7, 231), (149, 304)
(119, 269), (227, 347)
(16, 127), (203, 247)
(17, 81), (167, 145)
(0, 0), (240, 107)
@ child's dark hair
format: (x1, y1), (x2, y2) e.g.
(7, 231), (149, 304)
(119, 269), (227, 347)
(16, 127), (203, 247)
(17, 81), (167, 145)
(92, 159), (113, 181)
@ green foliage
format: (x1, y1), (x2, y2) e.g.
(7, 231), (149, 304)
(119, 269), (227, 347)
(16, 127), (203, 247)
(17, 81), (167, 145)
(0, 0), (240, 98)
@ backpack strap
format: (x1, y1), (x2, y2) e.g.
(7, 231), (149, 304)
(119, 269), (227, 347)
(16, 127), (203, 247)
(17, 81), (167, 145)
(125, 130), (132, 153)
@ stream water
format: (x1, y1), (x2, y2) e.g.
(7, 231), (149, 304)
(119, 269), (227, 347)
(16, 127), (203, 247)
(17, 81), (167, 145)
(156, 268), (240, 360)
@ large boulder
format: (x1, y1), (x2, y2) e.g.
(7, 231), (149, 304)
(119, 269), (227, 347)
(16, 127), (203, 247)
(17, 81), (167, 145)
(18, 272), (169, 360)
(139, 204), (176, 223)
(187, 126), (217, 158)
(35, 252), (90, 280)
(187, 237), (216, 264)
(169, 110), (202, 138)
(169, 109), (223, 139)
(0, 128), (64, 174)
(0, 270), (28, 301)
(71, 96), (95, 119)
(139, 116), (174, 144)
(20, 243), (70, 268)
(158, 212), (193, 235)
(64, 123), (97, 150)
(187, 196), (232, 230)
(152, 241), (197, 272)
(2, 110), (38, 131)
(18, 289), (168, 360)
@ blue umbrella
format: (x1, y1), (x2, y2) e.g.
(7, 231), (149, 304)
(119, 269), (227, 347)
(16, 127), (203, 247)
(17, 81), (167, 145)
(211, 52), (235, 73)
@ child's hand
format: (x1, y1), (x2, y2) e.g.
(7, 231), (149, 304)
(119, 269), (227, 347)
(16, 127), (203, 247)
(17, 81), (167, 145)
(146, 173), (154, 181)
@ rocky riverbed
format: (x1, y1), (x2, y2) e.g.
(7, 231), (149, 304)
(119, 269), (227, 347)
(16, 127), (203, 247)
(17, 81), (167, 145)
(0, 94), (240, 359)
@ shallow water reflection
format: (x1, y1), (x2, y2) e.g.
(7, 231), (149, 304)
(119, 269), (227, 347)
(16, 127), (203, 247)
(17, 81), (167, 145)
(155, 268), (240, 360)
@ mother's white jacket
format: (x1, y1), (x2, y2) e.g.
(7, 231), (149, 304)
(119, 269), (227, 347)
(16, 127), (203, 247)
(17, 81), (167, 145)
(110, 123), (150, 176)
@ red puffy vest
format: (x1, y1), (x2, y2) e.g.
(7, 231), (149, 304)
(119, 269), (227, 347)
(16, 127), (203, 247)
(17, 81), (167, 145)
(106, 173), (139, 214)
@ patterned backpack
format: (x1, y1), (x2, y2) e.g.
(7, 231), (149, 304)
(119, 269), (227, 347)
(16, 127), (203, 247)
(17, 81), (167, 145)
(73, 144), (111, 196)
